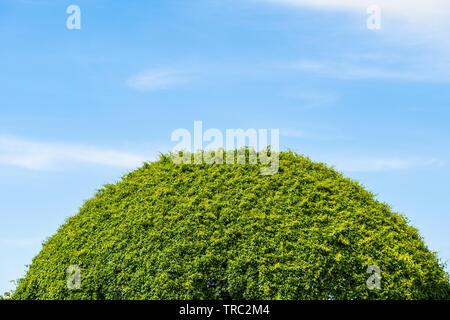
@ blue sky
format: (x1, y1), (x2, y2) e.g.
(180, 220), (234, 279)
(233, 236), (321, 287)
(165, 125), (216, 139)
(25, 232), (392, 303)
(1, 0), (450, 292)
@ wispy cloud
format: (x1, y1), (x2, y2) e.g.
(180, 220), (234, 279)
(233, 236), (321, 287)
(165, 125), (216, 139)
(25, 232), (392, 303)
(280, 124), (347, 141)
(260, 0), (450, 81)
(291, 58), (442, 81)
(126, 69), (187, 91)
(280, 129), (306, 137)
(330, 157), (445, 172)
(0, 238), (41, 248)
(281, 91), (338, 108)
(0, 136), (147, 170)
(259, 0), (450, 28)
(289, 52), (450, 82)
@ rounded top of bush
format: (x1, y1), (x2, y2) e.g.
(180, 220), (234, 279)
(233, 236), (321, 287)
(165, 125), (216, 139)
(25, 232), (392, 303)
(13, 150), (450, 299)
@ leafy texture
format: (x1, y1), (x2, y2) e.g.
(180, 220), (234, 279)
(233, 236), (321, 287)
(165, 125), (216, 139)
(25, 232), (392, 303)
(13, 151), (450, 299)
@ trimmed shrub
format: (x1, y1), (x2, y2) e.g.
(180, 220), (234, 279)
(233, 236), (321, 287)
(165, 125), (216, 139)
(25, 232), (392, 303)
(13, 151), (450, 299)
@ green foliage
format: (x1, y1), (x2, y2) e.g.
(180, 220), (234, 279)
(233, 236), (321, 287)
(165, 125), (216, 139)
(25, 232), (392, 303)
(13, 151), (450, 300)
(0, 292), (11, 300)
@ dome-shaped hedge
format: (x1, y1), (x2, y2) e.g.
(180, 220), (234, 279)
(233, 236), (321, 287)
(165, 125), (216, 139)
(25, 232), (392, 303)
(13, 151), (450, 299)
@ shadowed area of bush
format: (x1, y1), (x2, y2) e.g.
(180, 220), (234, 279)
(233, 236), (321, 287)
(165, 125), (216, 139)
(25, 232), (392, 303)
(13, 150), (450, 299)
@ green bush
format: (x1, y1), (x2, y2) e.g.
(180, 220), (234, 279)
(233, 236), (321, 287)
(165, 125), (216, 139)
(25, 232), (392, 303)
(0, 292), (11, 300)
(13, 150), (450, 299)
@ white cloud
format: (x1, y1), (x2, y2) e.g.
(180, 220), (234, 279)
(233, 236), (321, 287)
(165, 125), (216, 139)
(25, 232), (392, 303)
(329, 157), (445, 172)
(0, 238), (41, 248)
(280, 129), (306, 137)
(281, 91), (338, 108)
(280, 124), (347, 141)
(259, 0), (450, 57)
(0, 136), (147, 170)
(126, 69), (186, 91)
(256, 0), (450, 82)
(291, 58), (428, 81)
(259, 0), (450, 26)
